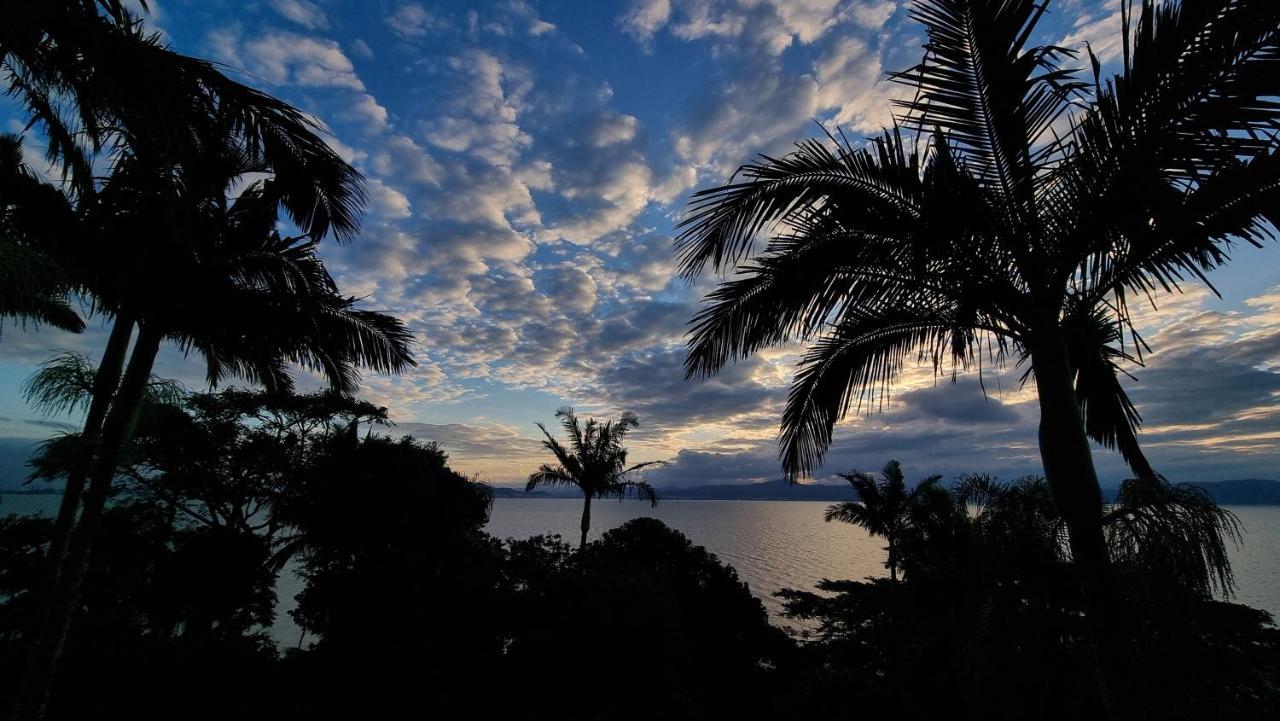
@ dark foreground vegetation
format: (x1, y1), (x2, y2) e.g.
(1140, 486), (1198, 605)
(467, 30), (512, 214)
(0, 389), (1274, 721)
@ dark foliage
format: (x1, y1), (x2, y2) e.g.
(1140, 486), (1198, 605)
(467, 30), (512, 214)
(0, 504), (279, 720)
(501, 518), (790, 720)
(779, 474), (1280, 720)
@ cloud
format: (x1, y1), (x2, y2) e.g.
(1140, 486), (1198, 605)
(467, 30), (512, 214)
(350, 38), (374, 59)
(534, 264), (599, 315)
(619, 0), (672, 46)
(665, 18), (894, 179)
(268, 0), (329, 30)
(366, 178), (413, 219)
(339, 93), (391, 131)
(588, 113), (640, 147)
(1059, 7), (1125, 63)
(386, 3), (445, 38)
(851, 0), (898, 30)
(421, 50), (532, 166)
(620, 0), (857, 56)
(18, 0), (1262, 494)
(210, 29), (365, 91)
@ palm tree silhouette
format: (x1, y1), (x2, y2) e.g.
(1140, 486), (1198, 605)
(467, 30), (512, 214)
(675, 1), (1279, 705)
(0, 136), (84, 335)
(2, 1), (364, 235)
(4, 0), (369, 624)
(825, 460), (945, 582)
(527, 408), (666, 549)
(13, 128), (411, 719)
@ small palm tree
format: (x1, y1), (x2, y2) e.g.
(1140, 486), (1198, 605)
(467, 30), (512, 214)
(527, 408), (666, 549)
(825, 460), (945, 582)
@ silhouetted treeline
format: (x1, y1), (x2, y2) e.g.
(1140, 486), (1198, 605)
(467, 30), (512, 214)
(1, 389), (1278, 720)
(780, 473), (1280, 720)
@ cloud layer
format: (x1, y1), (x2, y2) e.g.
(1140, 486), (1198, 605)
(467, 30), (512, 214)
(0, 1), (1276, 488)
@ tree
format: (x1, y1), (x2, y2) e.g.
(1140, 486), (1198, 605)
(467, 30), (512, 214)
(787, 472), (1270, 719)
(674, 1), (1280, 706)
(1, 1), (364, 236)
(824, 460), (947, 582)
(503, 518), (788, 720)
(0, 136), (83, 336)
(14, 144), (414, 717)
(526, 408), (666, 549)
(3, 0), (370, 614)
(10, 31), (410, 711)
(275, 433), (501, 715)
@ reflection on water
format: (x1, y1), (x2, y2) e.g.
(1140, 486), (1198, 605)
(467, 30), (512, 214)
(487, 499), (1280, 622)
(3, 494), (1278, 640)
(487, 498), (888, 620)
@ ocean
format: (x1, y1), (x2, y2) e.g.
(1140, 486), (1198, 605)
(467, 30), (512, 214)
(3, 494), (1277, 644)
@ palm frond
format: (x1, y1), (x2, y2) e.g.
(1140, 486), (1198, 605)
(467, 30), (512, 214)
(675, 132), (922, 277)
(824, 500), (875, 527)
(21, 351), (97, 417)
(526, 464), (579, 493)
(779, 309), (976, 479)
(893, 0), (1085, 214)
(1063, 302), (1155, 480)
(605, 479), (659, 507)
(1105, 475), (1242, 597)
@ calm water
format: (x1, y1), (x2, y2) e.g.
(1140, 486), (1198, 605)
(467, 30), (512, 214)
(3, 494), (1278, 642)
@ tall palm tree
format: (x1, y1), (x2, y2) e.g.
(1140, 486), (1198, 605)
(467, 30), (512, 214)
(3, 0), (368, 601)
(527, 408), (665, 549)
(12, 139), (410, 721)
(825, 460), (946, 582)
(675, 0), (1279, 706)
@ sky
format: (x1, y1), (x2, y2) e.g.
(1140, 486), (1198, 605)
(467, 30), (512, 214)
(2, 0), (1279, 488)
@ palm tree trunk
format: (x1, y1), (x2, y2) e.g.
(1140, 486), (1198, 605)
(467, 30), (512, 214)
(44, 315), (134, 580)
(1030, 334), (1128, 717)
(11, 323), (162, 721)
(887, 532), (898, 583)
(579, 493), (593, 550)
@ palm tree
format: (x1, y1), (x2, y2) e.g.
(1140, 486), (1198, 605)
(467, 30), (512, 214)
(3, 0), (368, 602)
(12, 129), (409, 720)
(527, 408), (666, 549)
(825, 460), (945, 582)
(0, 136), (84, 335)
(15, 192), (413, 721)
(675, 0), (1279, 704)
(2, 1), (364, 235)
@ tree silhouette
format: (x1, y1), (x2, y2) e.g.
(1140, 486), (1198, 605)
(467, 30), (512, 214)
(4, 0), (373, 660)
(0, 136), (83, 335)
(9, 21), (413, 709)
(14, 137), (414, 716)
(825, 460), (947, 582)
(526, 407), (665, 549)
(675, 1), (1280, 706)
(1, 1), (364, 234)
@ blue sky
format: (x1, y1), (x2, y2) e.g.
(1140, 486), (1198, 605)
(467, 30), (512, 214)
(2, 0), (1279, 487)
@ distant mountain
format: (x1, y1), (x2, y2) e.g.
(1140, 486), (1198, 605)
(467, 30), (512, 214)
(487, 485), (551, 499)
(486, 479), (855, 501)
(658, 479), (856, 501)
(1179, 479), (1280, 506)
(490, 478), (1280, 504)
(1100, 479), (1280, 505)
(484, 480), (852, 501)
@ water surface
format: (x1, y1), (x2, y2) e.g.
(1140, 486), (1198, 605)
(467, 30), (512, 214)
(4, 494), (1277, 642)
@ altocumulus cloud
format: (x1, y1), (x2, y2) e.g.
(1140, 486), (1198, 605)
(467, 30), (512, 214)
(0, 1), (1276, 489)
